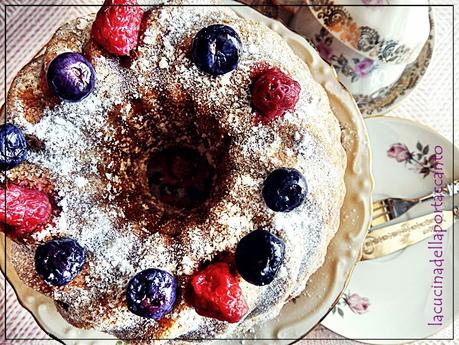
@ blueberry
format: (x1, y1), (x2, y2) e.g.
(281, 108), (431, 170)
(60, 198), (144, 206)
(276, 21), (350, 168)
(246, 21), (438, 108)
(191, 24), (242, 76)
(126, 268), (177, 320)
(262, 168), (307, 212)
(35, 238), (86, 286)
(47, 52), (96, 102)
(0, 123), (28, 170)
(235, 229), (285, 286)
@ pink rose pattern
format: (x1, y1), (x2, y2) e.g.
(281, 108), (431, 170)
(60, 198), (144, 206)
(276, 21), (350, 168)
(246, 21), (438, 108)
(352, 58), (375, 77)
(332, 292), (370, 317)
(387, 143), (411, 162)
(316, 41), (333, 62)
(311, 28), (377, 83)
(346, 293), (370, 314)
(387, 142), (436, 178)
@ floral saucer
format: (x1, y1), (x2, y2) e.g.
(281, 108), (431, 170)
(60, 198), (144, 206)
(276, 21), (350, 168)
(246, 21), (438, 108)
(321, 116), (458, 344)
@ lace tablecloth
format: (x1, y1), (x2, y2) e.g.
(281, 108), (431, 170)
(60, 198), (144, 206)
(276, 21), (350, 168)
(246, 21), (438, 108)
(0, 1), (457, 344)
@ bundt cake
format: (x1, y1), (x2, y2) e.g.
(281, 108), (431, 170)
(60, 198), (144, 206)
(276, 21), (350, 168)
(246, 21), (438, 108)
(3, 0), (347, 341)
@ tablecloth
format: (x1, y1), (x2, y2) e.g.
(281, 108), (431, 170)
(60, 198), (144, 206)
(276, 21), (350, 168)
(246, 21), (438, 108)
(0, 0), (457, 344)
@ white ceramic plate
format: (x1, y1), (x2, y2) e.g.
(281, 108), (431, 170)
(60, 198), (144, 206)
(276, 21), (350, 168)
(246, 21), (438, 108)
(1, 3), (373, 344)
(321, 116), (458, 344)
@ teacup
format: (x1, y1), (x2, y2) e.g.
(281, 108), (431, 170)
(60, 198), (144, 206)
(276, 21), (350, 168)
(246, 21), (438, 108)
(307, 0), (430, 65)
(289, 6), (406, 96)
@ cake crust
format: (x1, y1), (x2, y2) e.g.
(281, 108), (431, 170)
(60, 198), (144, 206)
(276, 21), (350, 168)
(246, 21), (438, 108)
(6, 2), (346, 342)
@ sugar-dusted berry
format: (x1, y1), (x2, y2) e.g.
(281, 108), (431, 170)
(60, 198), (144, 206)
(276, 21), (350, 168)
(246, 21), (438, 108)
(0, 124), (28, 170)
(192, 24), (242, 76)
(0, 184), (52, 237)
(91, 0), (144, 56)
(126, 268), (177, 320)
(262, 168), (307, 212)
(47, 52), (96, 102)
(35, 238), (86, 286)
(190, 262), (248, 323)
(251, 68), (301, 122)
(235, 229), (285, 286)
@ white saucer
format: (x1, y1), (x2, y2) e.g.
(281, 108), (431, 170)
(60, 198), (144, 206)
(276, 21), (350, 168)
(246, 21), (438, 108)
(321, 116), (458, 344)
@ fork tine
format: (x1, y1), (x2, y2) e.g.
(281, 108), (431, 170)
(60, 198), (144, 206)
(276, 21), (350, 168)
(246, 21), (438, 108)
(372, 211), (390, 219)
(370, 200), (391, 228)
(372, 200), (387, 214)
(370, 214), (391, 227)
(372, 204), (386, 212)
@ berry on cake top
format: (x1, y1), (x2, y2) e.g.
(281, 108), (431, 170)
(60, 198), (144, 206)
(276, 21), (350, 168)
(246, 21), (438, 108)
(0, 124), (28, 170)
(46, 52), (96, 102)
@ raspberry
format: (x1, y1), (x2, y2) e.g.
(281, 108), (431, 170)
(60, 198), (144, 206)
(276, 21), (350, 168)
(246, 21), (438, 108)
(190, 262), (248, 323)
(251, 68), (301, 122)
(0, 184), (52, 237)
(91, 0), (144, 56)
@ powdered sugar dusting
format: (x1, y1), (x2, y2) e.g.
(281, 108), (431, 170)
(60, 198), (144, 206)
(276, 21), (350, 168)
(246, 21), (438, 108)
(7, 2), (346, 342)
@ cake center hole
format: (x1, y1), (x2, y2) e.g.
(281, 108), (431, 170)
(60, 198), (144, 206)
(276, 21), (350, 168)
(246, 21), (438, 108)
(147, 146), (215, 209)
